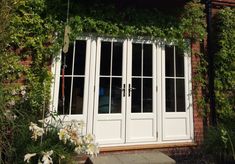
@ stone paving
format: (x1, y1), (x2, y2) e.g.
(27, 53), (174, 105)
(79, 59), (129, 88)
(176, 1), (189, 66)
(89, 151), (176, 164)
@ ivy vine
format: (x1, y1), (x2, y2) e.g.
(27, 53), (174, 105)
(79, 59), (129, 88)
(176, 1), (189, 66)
(68, 0), (206, 49)
(214, 8), (235, 121)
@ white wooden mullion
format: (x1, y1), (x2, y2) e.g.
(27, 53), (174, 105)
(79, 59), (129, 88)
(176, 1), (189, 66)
(83, 39), (91, 134)
(156, 42), (162, 142)
(69, 41), (76, 115)
(152, 43), (157, 140)
(173, 46), (177, 112)
(51, 51), (62, 113)
(141, 43), (144, 113)
(87, 38), (97, 134)
(109, 41), (114, 113)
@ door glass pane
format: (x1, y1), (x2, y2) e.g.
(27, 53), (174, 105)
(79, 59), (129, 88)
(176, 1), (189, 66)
(165, 45), (174, 77)
(166, 78), (175, 112)
(112, 42), (123, 76)
(132, 43), (142, 76)
(176, 48), (184, 77)
(143, 44), (152, 76)
(71, 77), (84, 114)
(62, 43), (74, 75)
(58, 77), (71, 115)
(176, 79), (185, 112)
(111, 78), (122, 113)
(98, 77), (110, 114)
(100, 41), (111, 75)
(143, 78), (152, 112)
(74, 40), (86, 75)
(131, 78), (141, 113)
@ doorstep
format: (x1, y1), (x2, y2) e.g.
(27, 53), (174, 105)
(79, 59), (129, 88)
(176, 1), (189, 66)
(99, 142), (197, 152)
(89, 150), (176, 164)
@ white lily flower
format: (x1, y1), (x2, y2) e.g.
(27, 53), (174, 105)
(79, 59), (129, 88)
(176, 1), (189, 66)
(41, 150), (53, 164)
(29, 122), (44, 141)
(24, 153), (36, 163)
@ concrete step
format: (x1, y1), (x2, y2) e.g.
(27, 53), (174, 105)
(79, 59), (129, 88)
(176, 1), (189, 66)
(89, 151), (176, 164)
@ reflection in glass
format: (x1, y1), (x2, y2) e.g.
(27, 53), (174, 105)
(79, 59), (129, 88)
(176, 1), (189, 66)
(131, 78), (141, 113)
(58, 77), (71, 114)
(132, 43), (142, 76)
(143, 44), (152, 76)
(143, 78), (152, 112)
(111, 78), (122, 113)
(100, 42), (111, 75)
(176, 48), (184, 77)
(176, 79), (185, 112)
(112, 42), (123, 76)
(166, 79), (175, 112)
(74, 40), (86, 75)
(98, 78), (110, 114)
(61, 43), (74, 75)
(71, 77), (84, 114)
(165, 45), (174, 77)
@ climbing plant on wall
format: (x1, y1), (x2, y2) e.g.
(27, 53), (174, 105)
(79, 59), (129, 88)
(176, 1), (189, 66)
(214, 8), (235, 122)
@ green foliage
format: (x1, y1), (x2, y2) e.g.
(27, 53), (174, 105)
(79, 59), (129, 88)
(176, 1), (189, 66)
(10, 0), (63, 112)
(204, 125), (235, 162)
(214, 8), (235, 121)
(68, 0), (205, 49)
(203, 7), (235, 163)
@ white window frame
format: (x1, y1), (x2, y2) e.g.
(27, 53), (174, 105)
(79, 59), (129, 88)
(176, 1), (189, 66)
(50, 37), (194, 144)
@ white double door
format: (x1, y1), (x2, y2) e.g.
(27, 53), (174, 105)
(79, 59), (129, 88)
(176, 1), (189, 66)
(93, 39), (157, 145)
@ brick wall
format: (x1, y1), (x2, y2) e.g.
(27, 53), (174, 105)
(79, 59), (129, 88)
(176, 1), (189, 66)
(191, 41), (204, 145)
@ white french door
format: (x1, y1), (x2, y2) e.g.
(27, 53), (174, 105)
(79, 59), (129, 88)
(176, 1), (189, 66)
(93, 38), (127, 144)
(126, 40), (157, 143)
(93, 38), (157, 145)
(52, 37), (193, 146)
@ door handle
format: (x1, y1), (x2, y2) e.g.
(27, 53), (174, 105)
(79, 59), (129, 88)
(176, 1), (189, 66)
(120, 84), (126, 97)
(128, 84), (136, 97)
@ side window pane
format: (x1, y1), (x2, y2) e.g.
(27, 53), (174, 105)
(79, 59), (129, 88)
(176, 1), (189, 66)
(100, 42), (111, 75)
(62, 43), (74, 75)
(143, 44), (152, 76)
(58, 77), (71, 114)
(99, 78), (110, 114)
(176, 48), (184, 77)
(143, 78), (152, 112)
(165, 45), (174, 77)
(71, 77), (84, 114)
(74, 40), (86, 75)
(176, 79), (185, 112)
(131, 78), (141, 113)
(166, 79), (175, 112)
(112, 42), (123, 76)
(132, 43), (142, 76)
(111, 78), (122, 113)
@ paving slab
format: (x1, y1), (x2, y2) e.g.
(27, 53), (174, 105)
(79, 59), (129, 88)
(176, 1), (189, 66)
(90, 150), (176, 164)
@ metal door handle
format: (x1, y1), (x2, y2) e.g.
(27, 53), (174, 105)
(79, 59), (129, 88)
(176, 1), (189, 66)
(119, 84), (126, 97)
(128, 84), (136, 97)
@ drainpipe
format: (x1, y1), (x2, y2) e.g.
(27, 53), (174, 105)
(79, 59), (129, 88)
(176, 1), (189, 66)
(205, 0), (217, 126)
